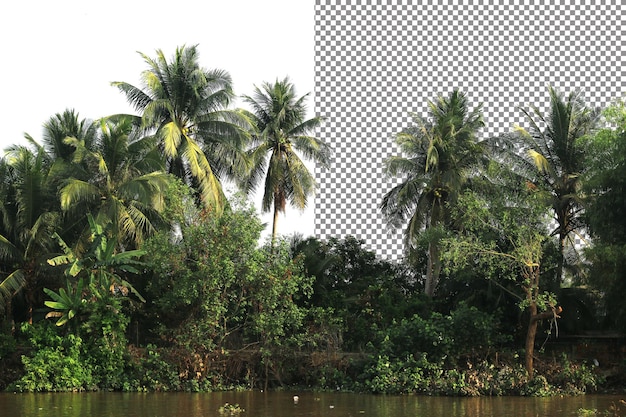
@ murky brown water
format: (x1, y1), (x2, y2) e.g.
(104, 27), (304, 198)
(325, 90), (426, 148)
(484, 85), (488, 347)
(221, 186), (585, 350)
(1, 391), (624, 417)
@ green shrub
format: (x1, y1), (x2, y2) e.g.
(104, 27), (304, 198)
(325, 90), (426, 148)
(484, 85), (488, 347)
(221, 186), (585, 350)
(79, 295), (130, 390)
(8, 309), (136, 393)
(520, 375), (552, 397)
(448, 303), (512, 354)
(373, 303), (508, 362)
(551, 354), (604, 394)
(8, 322), (94, 392)
(124, 344), (180, 392)
(357, 352), (439, 394)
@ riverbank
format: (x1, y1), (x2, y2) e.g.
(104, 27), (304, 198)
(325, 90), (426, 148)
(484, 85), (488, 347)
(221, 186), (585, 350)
(2, 342), (624, 396)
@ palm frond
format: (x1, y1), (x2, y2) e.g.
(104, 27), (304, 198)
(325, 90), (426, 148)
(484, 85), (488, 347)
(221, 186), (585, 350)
(527, 149), (551, 174)
(60, 179), (101, 211)
(111, 81), (153, 113)
(285, 151), (315, 210)
(241, 143), (271, 193)
(0, 233), (20, 262)
(0, 269), (25, 311)
(291, 135), (331, 167)
(180, 135), (224, 212)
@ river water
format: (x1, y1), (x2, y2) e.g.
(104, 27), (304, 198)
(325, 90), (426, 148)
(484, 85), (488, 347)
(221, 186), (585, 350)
(1, 391), (625, 417)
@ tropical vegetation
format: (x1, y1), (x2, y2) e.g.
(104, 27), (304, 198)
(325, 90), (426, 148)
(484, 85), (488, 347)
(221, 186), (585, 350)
(0, 45), (624, 397)
(111, 45), (250, 213)
(380, 89), (486, 297)
(489, 86), (599, 283)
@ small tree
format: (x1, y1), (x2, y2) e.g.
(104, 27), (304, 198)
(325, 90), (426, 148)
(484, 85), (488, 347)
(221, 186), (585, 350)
(143, 197), (313, 389)
(443, 188), (561, 378)
(491, 86), (599, 283)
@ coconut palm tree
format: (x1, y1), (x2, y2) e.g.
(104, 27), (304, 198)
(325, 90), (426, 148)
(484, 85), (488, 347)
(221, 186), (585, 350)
(241, 78), (331, 246)
(59, 115), (171, 249)
(111, 45), (251, 212)
(0, 144), (60, 321)
(1, 111), (100, 320)
(381, 89), (485, 297)
(494, 85), (599, 282)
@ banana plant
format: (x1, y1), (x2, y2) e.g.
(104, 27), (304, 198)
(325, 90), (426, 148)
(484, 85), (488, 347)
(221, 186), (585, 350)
(44, 213), (145, 326)
(43, 278), (86, 326)
(48, 214), (146, 299)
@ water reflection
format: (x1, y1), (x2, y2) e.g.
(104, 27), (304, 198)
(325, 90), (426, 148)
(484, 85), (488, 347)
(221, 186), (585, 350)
(1, 391), (624, 417)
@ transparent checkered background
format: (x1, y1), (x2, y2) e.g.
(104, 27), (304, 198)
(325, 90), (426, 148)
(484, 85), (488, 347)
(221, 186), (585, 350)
(314, 0), (626, 260)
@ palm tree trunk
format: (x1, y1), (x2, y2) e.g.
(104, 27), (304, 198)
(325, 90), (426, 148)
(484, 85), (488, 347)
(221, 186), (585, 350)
(558, 228), (566, 283)
(425, 241), (440, 297)
(271, 202), (279, 249)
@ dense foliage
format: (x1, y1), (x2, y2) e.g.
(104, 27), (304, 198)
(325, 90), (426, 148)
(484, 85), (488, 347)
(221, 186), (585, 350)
(580, 99), (626, 333)
(0, 46), (623, 395)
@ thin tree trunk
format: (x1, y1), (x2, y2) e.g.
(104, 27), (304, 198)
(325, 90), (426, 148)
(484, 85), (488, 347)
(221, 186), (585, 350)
(523, 265), (540, 379)
(558, 229), (566, 283)
(425, 241), (439, 297)
(526, 304), (563, 379)
(556, 206), (569, 284)
(525, 302), (538, 379)
(523, 265), (561, 379)
(271, 202), (279, 250)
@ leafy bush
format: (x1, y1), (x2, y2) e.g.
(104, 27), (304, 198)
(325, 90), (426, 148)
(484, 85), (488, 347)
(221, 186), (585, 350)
(143, 202), (316, 390)
(143, 201), (266, 352)
(292, 235), (420, 352)
(373, 303), (508, 362)
(8, 298), (134, 393)
(124, 344), (180, 392)
(448, 303), (512, 354)
(520, 375), (552, 396)
(80, 295), (130, 390)
(550, 354), (604, 394)
(9, 322), (94, 392)
(357, 353), (435, 394)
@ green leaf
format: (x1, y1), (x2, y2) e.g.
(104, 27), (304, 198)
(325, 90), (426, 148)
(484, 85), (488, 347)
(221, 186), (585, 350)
(43, 288), (64, 303)
(55, 316), (69, 327)
(68, 262), (82, 277)
(44, 301), (66, 309)
(47, 255), (72, 267)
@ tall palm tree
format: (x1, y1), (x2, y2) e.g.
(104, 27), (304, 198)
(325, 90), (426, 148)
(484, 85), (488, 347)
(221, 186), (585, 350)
(495, 85), (599, 282)
(0, 145), (60, 321)
(241, 78), (331, 246)
(381, 89), (485, 297)
(111, 45), (251, 212)
(59, 115), (171, 249)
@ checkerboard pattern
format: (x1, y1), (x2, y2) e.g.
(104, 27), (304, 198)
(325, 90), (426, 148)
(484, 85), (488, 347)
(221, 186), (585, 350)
(314, 0), (626, 260)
